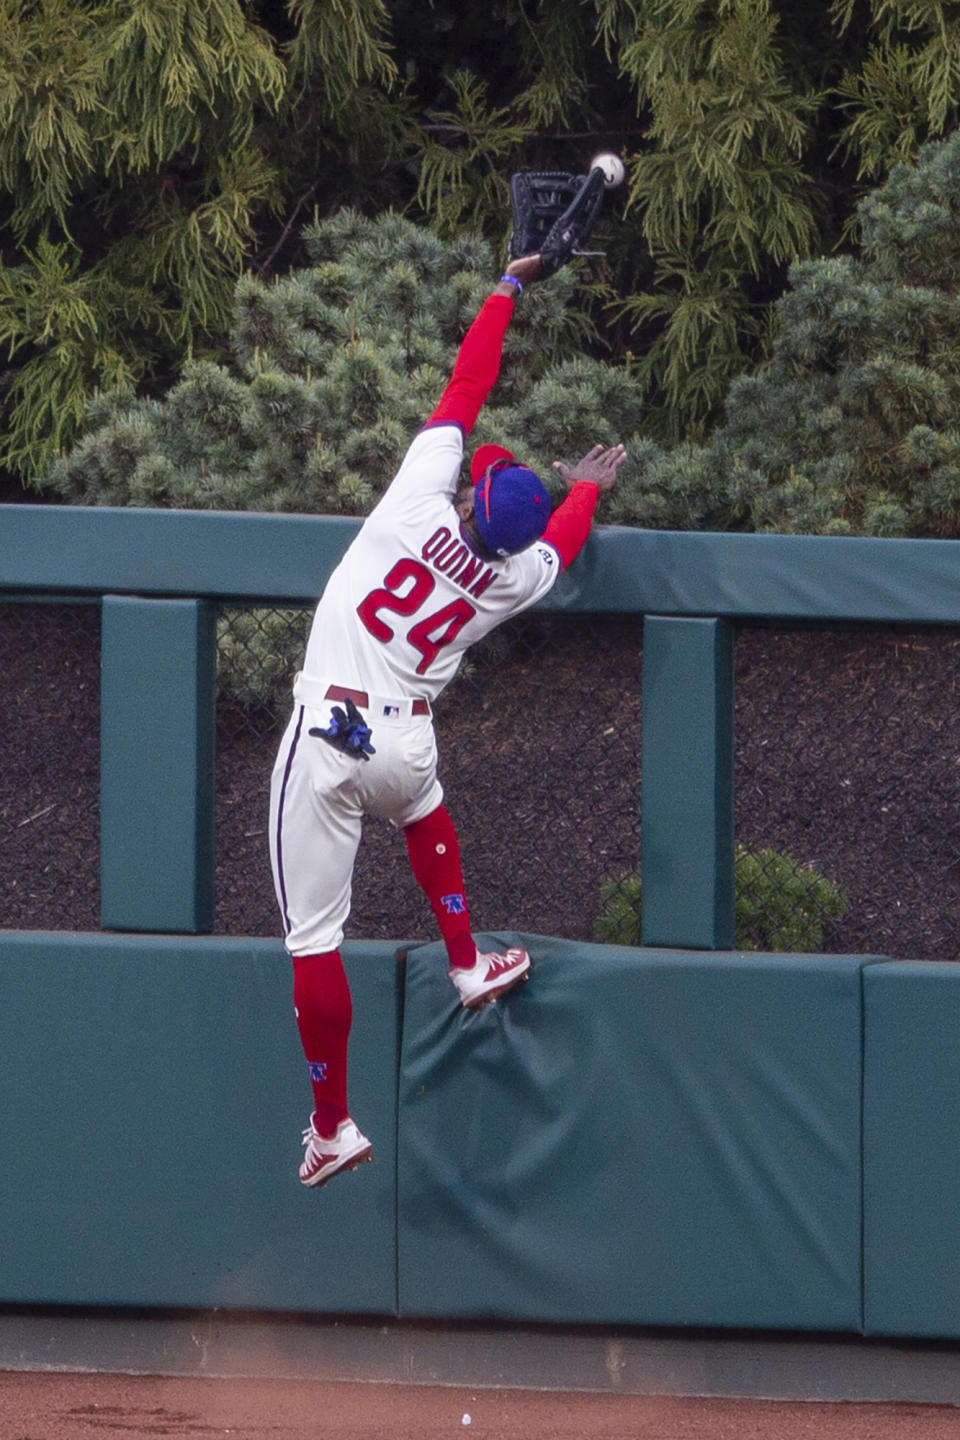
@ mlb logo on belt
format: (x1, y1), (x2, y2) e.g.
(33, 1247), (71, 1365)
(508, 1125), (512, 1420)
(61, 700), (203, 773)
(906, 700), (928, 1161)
(383, 704), (400, 717)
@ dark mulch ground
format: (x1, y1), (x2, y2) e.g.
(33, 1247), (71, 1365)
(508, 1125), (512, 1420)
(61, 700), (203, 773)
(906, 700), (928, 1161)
(5, 605), (960, 959)
(2, 602), (101, 928)
(736, 626), (960, 958)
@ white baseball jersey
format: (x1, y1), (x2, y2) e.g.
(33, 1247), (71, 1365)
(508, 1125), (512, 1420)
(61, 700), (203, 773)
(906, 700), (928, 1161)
(296, 423), (561, 704)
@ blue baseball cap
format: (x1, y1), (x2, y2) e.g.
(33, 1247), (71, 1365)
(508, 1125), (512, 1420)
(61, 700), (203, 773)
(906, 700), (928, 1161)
(471, 448), (552, 557)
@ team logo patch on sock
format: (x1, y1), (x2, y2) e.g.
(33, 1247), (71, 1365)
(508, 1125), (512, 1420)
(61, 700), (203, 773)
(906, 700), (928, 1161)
(308, 1061), (328, 1082)
(442, 893), (466, 915)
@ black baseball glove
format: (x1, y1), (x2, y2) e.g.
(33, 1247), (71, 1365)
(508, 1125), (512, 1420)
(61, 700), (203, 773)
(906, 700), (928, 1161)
(508, 169), (607, 278)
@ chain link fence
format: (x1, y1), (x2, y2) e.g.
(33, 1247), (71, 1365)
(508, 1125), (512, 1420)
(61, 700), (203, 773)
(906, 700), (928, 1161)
(5, 596), (960, 959)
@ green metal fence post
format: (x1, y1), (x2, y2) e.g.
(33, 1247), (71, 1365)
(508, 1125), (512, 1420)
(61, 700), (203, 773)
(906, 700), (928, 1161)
(641, 615), (735, 948)
(100, 596), (217, 932)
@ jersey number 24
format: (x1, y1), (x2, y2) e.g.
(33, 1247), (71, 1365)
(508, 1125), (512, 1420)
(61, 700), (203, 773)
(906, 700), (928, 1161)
(357, 558), (475, 675)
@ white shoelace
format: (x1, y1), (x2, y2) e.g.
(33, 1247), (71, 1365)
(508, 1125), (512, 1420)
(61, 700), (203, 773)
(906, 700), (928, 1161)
(483, 952), (514, 974)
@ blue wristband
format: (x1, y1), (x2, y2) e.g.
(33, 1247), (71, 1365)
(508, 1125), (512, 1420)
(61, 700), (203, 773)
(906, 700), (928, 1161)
(499, 273), (523, 295)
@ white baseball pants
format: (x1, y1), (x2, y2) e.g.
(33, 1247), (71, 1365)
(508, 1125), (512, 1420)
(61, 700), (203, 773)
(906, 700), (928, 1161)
(269, 700), (443, 956)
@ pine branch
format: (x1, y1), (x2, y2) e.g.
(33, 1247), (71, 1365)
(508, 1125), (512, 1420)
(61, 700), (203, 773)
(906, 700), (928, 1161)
(257, 182), (320, 277)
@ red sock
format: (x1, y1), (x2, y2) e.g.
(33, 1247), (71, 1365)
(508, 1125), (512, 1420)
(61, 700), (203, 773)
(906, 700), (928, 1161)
(291, 949), (352, 1137)
(404, 805), (476, 970)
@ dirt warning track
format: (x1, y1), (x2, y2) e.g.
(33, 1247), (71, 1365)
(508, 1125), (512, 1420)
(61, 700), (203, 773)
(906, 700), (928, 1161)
(2, 1371), (959, 1440)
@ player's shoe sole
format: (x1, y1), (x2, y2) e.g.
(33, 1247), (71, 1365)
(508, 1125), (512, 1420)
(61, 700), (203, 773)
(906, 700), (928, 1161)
(299, 1116), (373, 1188)
(449, 946), (532, 1009)
(465, 970), (531, 1010)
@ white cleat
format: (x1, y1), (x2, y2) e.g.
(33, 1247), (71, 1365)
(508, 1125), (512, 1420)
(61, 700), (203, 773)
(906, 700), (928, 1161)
(299, 1116), (373, 1188)
(449, 946), (531, 1010)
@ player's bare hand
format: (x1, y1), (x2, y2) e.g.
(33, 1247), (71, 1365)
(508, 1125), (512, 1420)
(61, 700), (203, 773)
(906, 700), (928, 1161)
(552, 443), (627, 494)
(498, 254), (543, 289)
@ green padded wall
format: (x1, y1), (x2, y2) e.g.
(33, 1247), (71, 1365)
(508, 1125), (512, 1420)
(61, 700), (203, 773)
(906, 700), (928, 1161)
(0, 934), (399, 1314)
(398, 938), (868, 1330)
(863, 961), (960, 1338)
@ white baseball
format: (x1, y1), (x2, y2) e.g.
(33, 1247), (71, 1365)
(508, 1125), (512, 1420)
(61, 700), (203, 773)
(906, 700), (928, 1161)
(591, 152), (626, 189)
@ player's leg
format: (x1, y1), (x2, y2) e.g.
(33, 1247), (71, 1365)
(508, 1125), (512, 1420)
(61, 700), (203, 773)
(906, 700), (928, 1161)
(377, 717), (531, 1009)
(292, 947), (351, 1136)
(402, 799), (531, 1008)
(269, 708), (372, 1186)
(404, 803), (531, 1008)
(403, 803), (476, 971)
(291, 948), (372, 1187)
(373, 719), (476, 970)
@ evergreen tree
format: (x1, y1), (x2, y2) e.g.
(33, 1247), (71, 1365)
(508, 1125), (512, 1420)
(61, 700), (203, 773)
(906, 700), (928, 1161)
(400, 1), (960, 443)
(42, 211), (645, 513)
(604, 0), (822, 440)
(8, 0), (960, 495)
(606, 130), (960, 539)
(0, 0), (397, 486)
(832, 0), (960, 181)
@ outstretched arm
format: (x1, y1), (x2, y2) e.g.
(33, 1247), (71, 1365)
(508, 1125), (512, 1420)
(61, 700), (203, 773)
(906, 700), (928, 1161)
(542, 444), (627, 570)
(426, 255), (542, 435)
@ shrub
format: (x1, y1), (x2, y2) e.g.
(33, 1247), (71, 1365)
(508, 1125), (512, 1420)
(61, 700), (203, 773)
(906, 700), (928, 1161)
(595, 845), (846, 952)
(615, 130), (960, 538)
(42, 210), (637, 516)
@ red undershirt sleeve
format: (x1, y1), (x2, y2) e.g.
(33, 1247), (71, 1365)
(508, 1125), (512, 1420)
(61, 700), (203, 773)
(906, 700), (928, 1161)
(541, 481), (600, 570)
(425, 294), (515, 435)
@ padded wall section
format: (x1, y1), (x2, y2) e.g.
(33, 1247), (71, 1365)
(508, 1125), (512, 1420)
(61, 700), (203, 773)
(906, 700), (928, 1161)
(0, 934), (399, 1314)
(863, 961), (960, 1338)
(398, 938), (867, 1330)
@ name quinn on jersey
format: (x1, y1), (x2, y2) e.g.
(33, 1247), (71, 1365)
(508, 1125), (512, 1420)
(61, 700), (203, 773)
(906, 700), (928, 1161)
(421, 526), (497, 598)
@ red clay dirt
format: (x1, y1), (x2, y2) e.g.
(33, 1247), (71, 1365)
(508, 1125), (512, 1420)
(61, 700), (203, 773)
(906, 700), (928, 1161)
(1, 1372), (958, 1440)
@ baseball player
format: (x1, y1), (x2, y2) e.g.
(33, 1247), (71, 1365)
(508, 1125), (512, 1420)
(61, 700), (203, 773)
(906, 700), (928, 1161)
(269, 250), (626, 1188)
